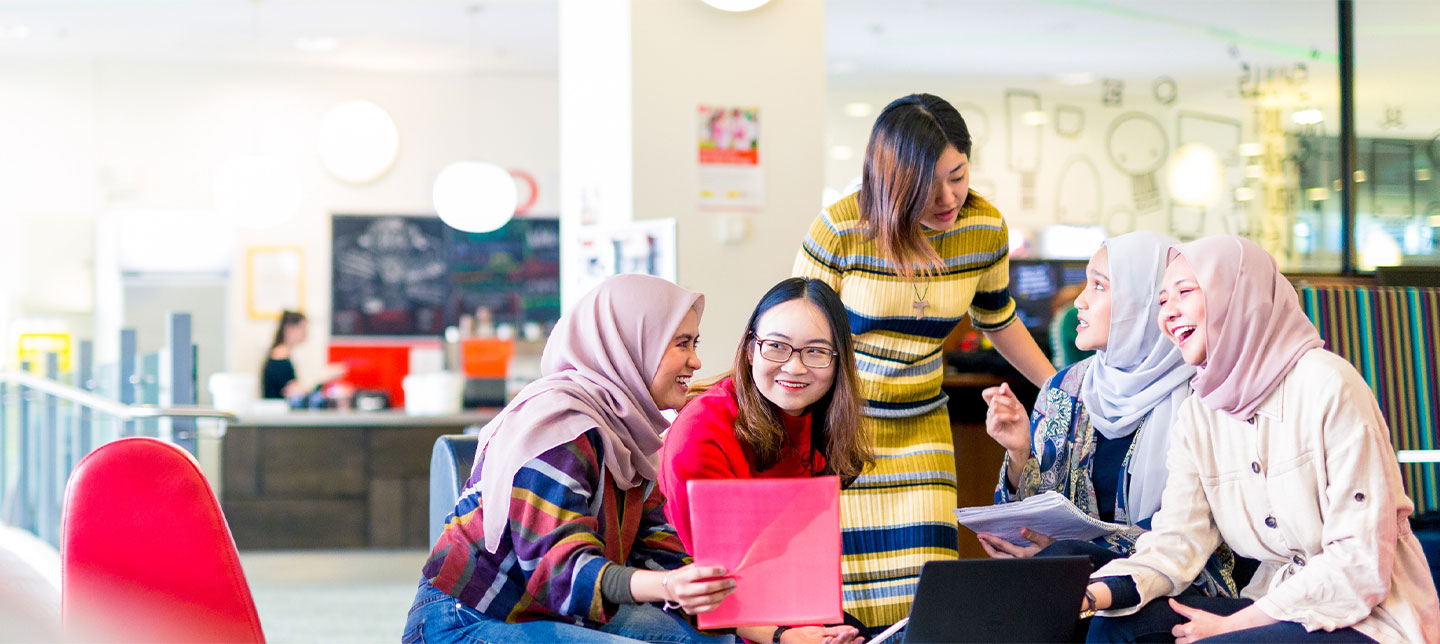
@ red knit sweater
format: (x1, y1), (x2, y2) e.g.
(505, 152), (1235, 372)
(659, 377), (826, 553)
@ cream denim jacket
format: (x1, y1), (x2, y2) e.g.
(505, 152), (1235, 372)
(1095, 349), (1440, 644)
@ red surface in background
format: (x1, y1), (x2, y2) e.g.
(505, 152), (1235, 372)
(327, 343), (417, 407)
(461, 338), (513, 378)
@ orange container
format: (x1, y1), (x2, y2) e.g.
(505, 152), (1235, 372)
(460, 338), (514, 378)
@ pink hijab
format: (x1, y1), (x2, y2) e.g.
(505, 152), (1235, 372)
(1168, 236), (1322, 421)
(470, 274), (704, 553)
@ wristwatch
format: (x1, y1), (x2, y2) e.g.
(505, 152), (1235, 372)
(772, 625), (793, 643)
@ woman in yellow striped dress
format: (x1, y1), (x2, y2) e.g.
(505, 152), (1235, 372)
(793, 93), (1056, 635)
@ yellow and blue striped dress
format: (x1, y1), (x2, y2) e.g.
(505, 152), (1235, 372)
(793, 190), (1017, 633)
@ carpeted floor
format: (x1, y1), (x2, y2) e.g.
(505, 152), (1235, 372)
(239, 549), (427, 644)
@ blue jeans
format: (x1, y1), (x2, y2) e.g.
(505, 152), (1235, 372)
(1088, 593), (1375, 643)
(402, 580), (740, 644)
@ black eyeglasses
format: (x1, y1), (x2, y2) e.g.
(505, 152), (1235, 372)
(750, 335), (838, 369)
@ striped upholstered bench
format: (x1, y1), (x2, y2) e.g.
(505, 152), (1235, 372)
(1294, 285), (1440, 516)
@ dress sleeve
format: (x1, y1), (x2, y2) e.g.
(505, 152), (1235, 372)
(969, 217), (1017, 331)
(792, 208), (845, 292)
(994, 374), (1065, 505)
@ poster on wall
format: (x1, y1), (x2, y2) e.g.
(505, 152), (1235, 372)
(572, 219), (678, 303)
(246, 246), (304, 320)
(697, 105), (763, 210)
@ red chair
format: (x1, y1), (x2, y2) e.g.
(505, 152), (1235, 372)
(61, 437), (265, 643)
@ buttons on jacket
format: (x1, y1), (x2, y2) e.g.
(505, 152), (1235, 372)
(1265, 515), (1278, 529)
(1251, 462), (1261, 474)
(1355, 492), (1366, 502)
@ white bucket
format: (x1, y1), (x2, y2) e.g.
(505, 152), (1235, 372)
(207, 372), (259, 414)
(402, 371), (464, 416)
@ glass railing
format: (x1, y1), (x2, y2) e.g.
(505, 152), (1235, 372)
(0, 313), (234, 546)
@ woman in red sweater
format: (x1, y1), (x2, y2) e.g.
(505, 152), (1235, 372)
(661, 277), (873, 644)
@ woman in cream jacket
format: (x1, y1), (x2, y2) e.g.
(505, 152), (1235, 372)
(1079, 236), (1439, 644)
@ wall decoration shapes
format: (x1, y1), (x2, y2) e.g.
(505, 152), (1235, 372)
(1105, 112), (1169, 215)
(1152, 76), (1178, 105)
(1106, 204), (1136, 236)
(1054, 105), (1084, 139)
(954, 102), (991, 170)
(1101, 79), (1124, 107)
(1169, 205), (1207, 239)
(1172, 111), (1244, 238)
(1004, 89), (1043, 211)
(1054, 155), (1103, 226)
(1380, 105), (1405, 130)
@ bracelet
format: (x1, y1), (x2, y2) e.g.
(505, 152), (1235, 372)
(1079, 588), (1098, 619)
(772, 625), (793, 643)
(660, 570), (682, 611)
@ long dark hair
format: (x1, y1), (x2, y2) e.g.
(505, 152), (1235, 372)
(269, 311), (307, 351)
(858, 93), (972, 281)
(729, 278), (872, 483)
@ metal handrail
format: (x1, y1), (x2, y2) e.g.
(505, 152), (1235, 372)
(0, 370), (236, 422)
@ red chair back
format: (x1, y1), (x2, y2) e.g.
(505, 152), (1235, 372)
(61, 437), (265, 643)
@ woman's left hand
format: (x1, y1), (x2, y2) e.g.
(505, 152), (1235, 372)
(1170, 601), (1279, 644)
(976, 528), (1055, 559)
(780, 625), (863, 644)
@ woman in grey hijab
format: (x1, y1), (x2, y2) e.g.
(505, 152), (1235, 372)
(976, 232), (1237, 600)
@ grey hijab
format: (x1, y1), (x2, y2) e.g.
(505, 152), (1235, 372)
(1078, 231), (1195, 523)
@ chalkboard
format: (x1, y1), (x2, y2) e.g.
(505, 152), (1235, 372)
(331, 214), (560, 336)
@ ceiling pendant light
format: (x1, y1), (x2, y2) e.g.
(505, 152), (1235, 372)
(432, 161), (518, 233)
(318, 100), (400, 184)
(700, 0), (772, 11)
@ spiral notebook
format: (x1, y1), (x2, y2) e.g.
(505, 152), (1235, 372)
(953, 491), (1125, 546)
(687, 476), (843, 629)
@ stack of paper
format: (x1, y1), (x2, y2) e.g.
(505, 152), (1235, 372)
(688, 476), (843, 629)
(953, 491), (1125, 546)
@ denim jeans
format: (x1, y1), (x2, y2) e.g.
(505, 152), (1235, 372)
(402, 580), (741, 644)
(1087, 593), (1375, 644)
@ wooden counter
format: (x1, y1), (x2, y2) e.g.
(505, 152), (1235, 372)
(222, 409), (499, 550)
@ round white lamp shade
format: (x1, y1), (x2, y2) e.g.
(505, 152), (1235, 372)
(213, 155), (303, 229)
(318, 100), (400, 184)
(700, 0), (771, 11)
(1167, 142), (1224, 207)
(433, 161), (518, 233)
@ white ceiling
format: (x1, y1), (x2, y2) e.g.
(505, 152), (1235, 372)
(0, 0), (1434, 80)
(0, 0), (559, 73)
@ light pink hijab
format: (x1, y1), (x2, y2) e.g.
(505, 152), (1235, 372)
(1168, 236), (1322, 421)
(470, 274), (704, 553)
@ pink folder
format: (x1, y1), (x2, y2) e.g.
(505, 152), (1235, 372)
(687, 476), (843, 629)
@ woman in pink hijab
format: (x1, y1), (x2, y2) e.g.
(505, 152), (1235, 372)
(1078, 236), (1439, 644)
(405, 274), (740, 644)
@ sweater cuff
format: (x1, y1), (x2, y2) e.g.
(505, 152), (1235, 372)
(1099, 575), (1141, 610)
(600, 564), (638, 605)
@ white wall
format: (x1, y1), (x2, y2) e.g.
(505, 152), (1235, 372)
(629, 0), (826, 375)
(0, 57), (558, 384)
(824, 70), (1440, 272)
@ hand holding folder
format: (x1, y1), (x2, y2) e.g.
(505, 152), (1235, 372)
(686, 476), (843, 629)
(954, 491), (1125, 546)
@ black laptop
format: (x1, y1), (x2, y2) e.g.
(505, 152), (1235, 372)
(887, 556), (1093, 644)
